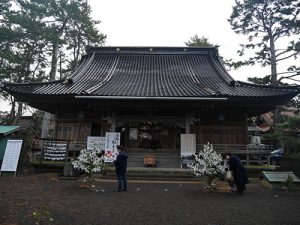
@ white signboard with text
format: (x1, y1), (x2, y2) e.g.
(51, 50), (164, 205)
(1, 140), (23, 175)
(87, 136), (106, 152)
(104, 132), (120, 162)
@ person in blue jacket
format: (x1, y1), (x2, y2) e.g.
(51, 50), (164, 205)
(114, 145), (128, 192)
(225, 152), (249, 194)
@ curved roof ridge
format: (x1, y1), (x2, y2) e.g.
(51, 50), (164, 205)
(214, 56), (236, 83)
(183, 57), (216, 95)
(70, 52), (95, 82)
(84, 55), (120, 94)
(68, 56), (88, 79)
(208, 53), (233, 85)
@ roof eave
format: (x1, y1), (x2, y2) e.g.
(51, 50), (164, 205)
(74, 96), (228, 101)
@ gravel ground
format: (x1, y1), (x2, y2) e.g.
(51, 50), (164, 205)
(0, 174), (299, 225)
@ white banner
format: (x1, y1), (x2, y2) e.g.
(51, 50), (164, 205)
(87, 136), (106, 152)
(104, 132), (120, 162)
(180, 134), (196, 166)
(1, 140), (23, 172)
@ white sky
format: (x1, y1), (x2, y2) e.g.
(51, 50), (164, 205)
(89, 0), (269, 81)
(0, 0), (298, 112)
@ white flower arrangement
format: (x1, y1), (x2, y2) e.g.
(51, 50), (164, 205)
(72, 147), (105, 186)
(188, 143), (225, 189)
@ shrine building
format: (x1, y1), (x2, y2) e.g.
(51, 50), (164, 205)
(2, 46), (300, 167)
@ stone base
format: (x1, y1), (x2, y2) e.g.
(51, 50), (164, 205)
(63, 162), (75, 177)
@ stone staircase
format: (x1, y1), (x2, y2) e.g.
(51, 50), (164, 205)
(126, 148), (181, 168)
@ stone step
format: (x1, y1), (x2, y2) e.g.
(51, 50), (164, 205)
(126, 148), (180, 153)
(127, 156), (181, 168)
(127, 157), (180, 162)
(126, 148), (181, 168)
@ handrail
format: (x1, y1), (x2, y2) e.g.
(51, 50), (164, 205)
(196, 143), (273, 153)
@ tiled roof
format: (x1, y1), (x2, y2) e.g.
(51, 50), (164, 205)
(2, 46), (300, 98)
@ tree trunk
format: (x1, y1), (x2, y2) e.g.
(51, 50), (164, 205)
(12, 103), (23, 125)
(9, 97), (16, 119)
(269, 34), (277, 85)
(41, 18), (68, 139)
(49, 18), (68, 81)
(41, 112), (51, 139)
(71, 36), (81, 73)
(269, 33), (280, 127)
(49, 42), (59, 81)
(41, 42), (58, 139)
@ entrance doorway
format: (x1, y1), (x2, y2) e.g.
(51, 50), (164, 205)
(123, 122), (178, 149)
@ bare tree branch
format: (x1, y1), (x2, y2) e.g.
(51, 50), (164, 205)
(277, 53), (298, 62)
(278, 73), (300, 82)
(275, 49), (291, 58)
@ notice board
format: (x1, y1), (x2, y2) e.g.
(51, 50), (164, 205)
(42, 140), (68, 161)
(87, 136), (106, 152)
(104, 132), (120, 162)
(1, 140), (23, 174)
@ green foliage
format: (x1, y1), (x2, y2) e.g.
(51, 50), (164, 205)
(247, 75), (293, 86)
(228, 0), (300, 84)
(283, 175), (294, 191)
(260, 179), (273, 190)
(247, 76), (299, 109)
(32, 206), (54, 225)
(185, 34), (215, 47)
(0, 0), (106, 121)
(265, 116), (300, 154)
(247, 75), (271, 85)
(288, 95), (300, 109)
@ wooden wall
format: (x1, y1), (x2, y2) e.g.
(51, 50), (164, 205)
(56, 122), (91, 142)
(191, 122), (247, 145)
(55, 116), (247, 145)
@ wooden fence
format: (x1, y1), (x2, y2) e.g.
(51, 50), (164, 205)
(196, 144), (273, 165)
(31, 139), (273, 166)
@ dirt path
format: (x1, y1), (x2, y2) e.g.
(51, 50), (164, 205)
(0, 174), (299, 225)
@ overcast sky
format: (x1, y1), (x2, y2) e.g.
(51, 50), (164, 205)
(89, 0), (269, 81)
(0, 0), (298, 112)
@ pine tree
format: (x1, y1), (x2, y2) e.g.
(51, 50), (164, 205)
(185, 34), (215, 47)
(228, 0), (300, 84)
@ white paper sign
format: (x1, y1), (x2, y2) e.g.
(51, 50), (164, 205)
(180, 134), (196, 166)
(104, 132), (120, 162)
(1, 140), (23, 172)
(129, 128), (138, 140)
(87, 136), (106, 152)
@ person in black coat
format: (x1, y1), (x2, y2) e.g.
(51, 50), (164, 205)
(225, 152), (249, 194)
(114, 145), (128, 192)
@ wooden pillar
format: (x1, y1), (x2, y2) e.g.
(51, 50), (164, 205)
(185, 116), (191, 134)
(173, 122), (177, 150)
(219, 112), (224, 144)
(111, 113), (116, 132)
(54, 109), (59, 139)
(100, 122), (104, 136)
(220, 121), (224, 144)
(244, 113), (248, 144)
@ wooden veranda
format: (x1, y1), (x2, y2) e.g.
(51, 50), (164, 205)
(30, 139), (273, 167)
